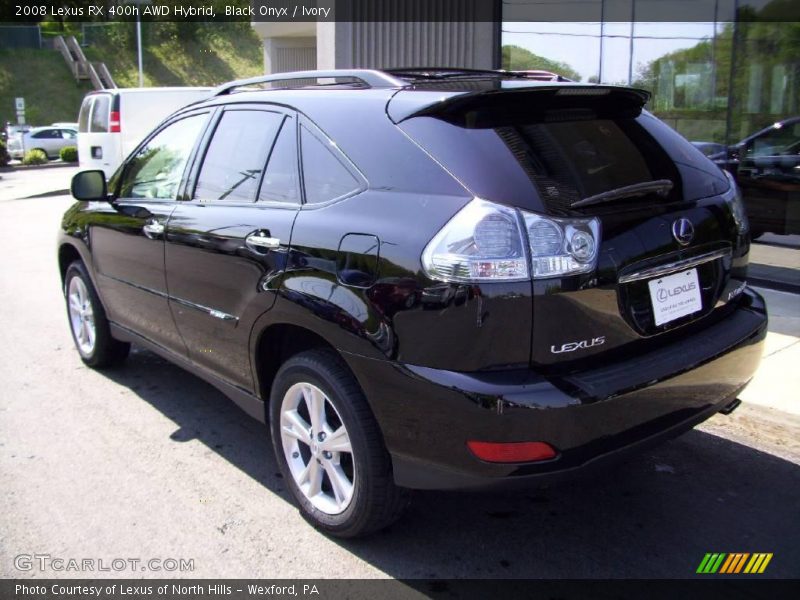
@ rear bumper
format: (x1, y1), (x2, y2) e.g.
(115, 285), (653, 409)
(344, 288), (767, 490)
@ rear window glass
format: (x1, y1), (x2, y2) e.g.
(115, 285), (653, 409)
(400, 115), (678, 213)
(78, 97), (92, 133)
(90, 95), (110, 133)
(494, 120), (657, 210)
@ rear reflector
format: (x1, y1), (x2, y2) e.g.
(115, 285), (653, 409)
(467, 441), (557, 463)
(109, 111), (121, 133)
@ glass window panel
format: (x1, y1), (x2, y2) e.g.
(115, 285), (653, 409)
(119, 115), (206, 200)
(195, 110), (283, 202)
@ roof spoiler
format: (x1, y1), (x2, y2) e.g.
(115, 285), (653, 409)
(387, 85), (651, 125)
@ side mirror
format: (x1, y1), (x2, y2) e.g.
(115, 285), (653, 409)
(71, 170), (108, 201)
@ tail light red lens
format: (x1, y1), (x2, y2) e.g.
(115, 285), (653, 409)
(109, 111), (121, 133)
(467, 440), (557, 463)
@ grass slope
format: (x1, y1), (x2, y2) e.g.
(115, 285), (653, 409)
(0, 24), (263, 128)
(83, 23), (263, 87)
(0, 49), (92, 127)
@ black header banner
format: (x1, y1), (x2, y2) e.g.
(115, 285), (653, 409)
(0, 0), (798, 23)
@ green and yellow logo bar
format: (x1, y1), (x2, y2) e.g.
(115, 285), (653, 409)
(696, 553), (773, 574)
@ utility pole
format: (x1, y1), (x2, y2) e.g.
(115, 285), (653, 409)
(598, 0), (605, 83)
(136, 16), (143, 86)
(132, 0), (151, 87)
(628, 0), (636, 85)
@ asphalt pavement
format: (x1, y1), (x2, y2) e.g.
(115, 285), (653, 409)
(0, 169), (798, 580)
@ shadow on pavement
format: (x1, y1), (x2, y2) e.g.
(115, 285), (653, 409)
(104, 346), (800, 579)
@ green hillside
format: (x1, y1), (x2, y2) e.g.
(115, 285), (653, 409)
(0, 49), (93, 127)
(82, 22), (263, 87)
(0, 22), (263, 128)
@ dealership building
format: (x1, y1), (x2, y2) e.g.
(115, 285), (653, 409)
(252, 0), (798, 148)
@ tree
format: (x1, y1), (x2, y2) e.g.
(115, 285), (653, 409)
(501, 45), (582, 81)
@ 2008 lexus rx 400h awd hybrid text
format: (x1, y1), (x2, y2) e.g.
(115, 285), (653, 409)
(59, 69), (767, 537)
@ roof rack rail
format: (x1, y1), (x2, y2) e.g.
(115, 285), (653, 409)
(385, 67), (508, 77)
(384, 67), (573, 83)
(212, 69), (406, 96)
(507, 69), (573, 82)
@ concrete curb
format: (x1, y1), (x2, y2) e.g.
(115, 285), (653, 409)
(748, 277), (800, 295)
(0, 161), (77, 172)
(22, 189), (70, 199)
(749, 263), (800, 295)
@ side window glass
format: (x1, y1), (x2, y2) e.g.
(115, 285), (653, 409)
(258, 117), (299, 204)
(63, 130), (76, 140)
(90, 95), (110, 133)
(78, 98), (92, 133)
(749, 126), (800, 157)
(194, 110), (283, 202)
(300, 124), (361, 204)
(119, 114), (207, 200)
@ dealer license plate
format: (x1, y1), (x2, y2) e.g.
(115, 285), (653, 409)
(647, 268), (702, 326)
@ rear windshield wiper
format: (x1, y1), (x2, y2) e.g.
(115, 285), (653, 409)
(571, 179), (674, 208)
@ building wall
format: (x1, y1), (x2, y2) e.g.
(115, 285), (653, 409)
(318, 21), (497, 70)
(262, 37), (317, 74)
(252, 0), (499, 75)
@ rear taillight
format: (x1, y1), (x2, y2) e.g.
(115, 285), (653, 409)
(421, 198), (601, 283)
(467, 440), (557, 463)
(521, 211), (600, 278)
(109, 111), (121, 133)
(421, 199), (529, 282)
(722, 169), (749, 235)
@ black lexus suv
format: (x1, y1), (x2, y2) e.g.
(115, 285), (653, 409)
(59, 68), (767, 537)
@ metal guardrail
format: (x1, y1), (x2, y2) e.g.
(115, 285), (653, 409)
(54, 35), (86, 81)
(86, 63), (102, 90)
(54, 35), (115, 90)
(96, 63), (117, 89)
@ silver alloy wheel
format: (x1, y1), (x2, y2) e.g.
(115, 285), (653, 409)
(67, 277), (96, 356)
(280, 382), (355, 515)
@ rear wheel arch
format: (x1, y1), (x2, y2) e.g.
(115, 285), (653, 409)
(252, 321), (396, 461)
(253, 323), (340, 404)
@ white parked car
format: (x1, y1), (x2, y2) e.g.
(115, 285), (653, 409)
(6, 126), (77, 160)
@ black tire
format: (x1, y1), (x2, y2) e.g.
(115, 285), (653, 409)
(269, 349), (409, 538)
(64, 261), (130, 368)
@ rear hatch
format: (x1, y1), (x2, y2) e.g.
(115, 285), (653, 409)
(393, 82), (749, 371)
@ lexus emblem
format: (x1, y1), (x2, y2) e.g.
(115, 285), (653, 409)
(672, 218), (694, 246)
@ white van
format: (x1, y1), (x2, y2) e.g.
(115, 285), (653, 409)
(77, 87), (212, 177)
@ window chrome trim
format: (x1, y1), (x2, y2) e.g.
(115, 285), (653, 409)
(618, 248), (732, 284)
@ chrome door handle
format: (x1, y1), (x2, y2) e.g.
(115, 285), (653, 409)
(143, 221), (165, 237)
(246, 233), (281, 250)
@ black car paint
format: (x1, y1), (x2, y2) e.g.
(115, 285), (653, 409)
(59, 81), (767, 490)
